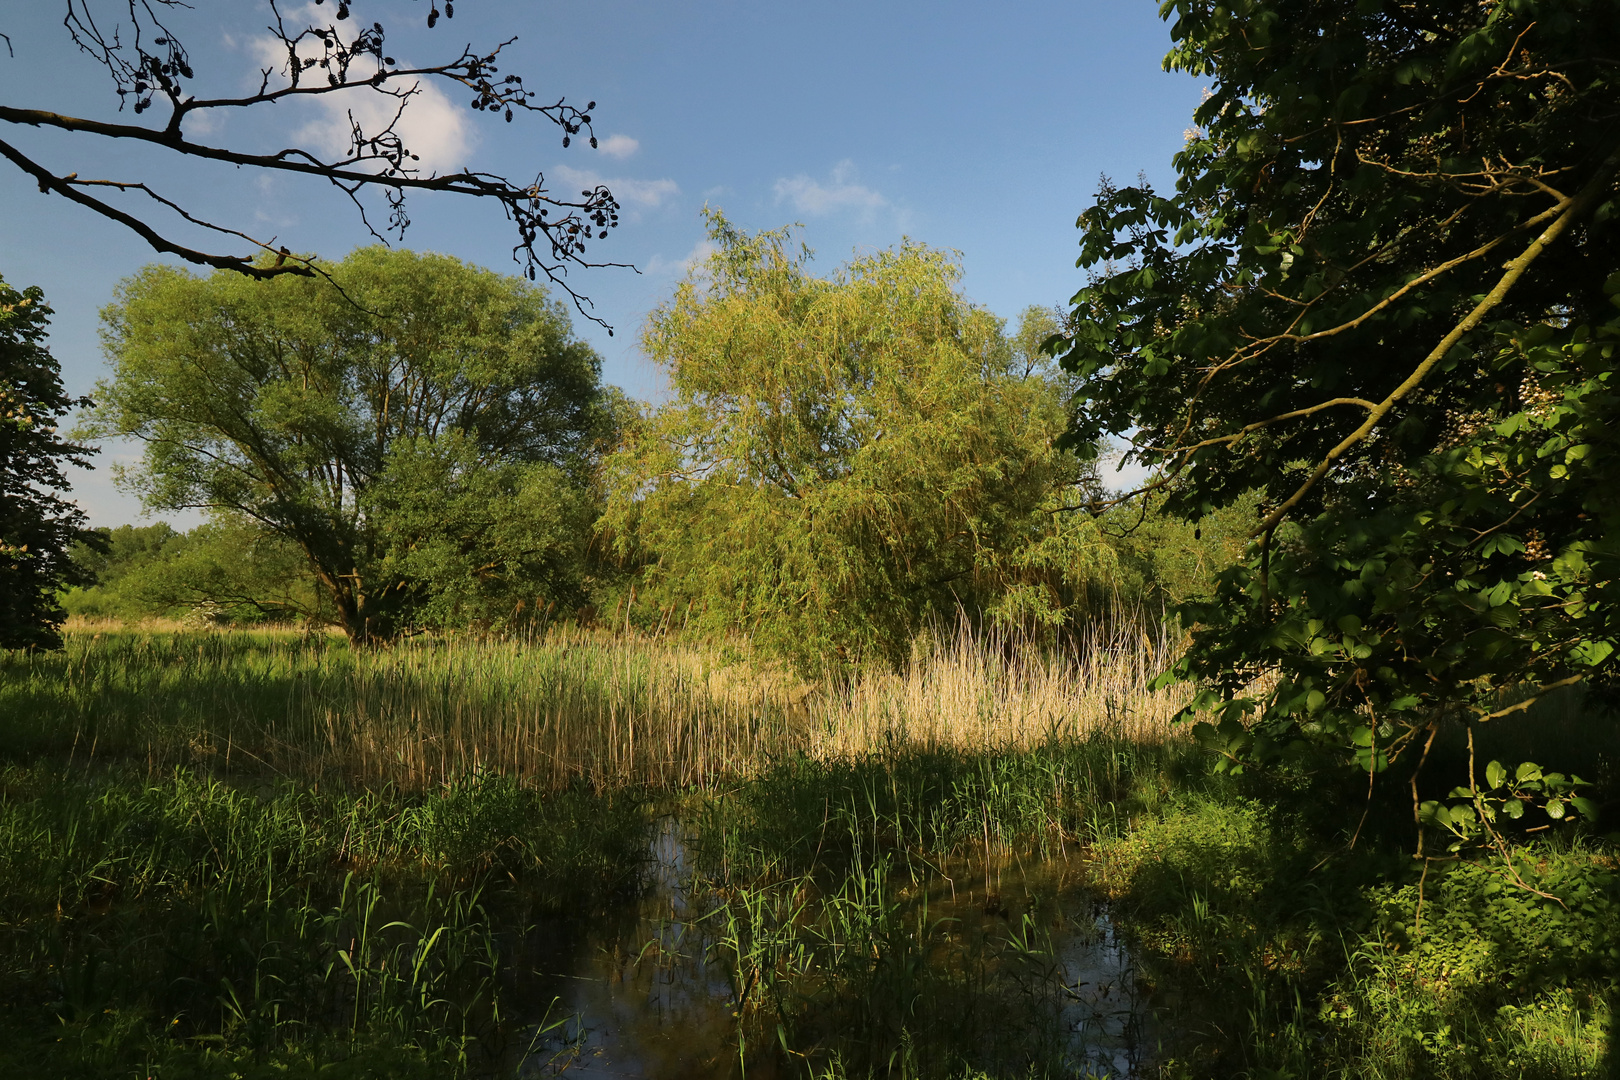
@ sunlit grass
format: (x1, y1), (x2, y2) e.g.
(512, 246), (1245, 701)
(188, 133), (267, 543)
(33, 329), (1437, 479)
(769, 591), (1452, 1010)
(6, 617), (1190, 792)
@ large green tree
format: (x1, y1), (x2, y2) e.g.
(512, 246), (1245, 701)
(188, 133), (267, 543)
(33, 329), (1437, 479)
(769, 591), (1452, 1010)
(1061, 0), (1619, 824)
(603, 213), (1112, 674)
(0, 278), (97, 649)
(86, 247), (611, 642)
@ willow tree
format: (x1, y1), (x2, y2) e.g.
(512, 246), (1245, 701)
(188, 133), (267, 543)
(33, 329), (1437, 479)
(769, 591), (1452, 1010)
(603, 213), (1110, 674)
(1061, 0), (1617, 834)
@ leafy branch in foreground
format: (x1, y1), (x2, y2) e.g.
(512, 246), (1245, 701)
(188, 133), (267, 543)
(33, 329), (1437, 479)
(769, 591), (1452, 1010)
(1060, 0), (1620, 843)
(1, 1), (625, 323)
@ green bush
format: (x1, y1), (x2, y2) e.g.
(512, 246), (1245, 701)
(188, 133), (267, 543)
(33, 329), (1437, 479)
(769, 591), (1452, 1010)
(62, 519), (322, 625)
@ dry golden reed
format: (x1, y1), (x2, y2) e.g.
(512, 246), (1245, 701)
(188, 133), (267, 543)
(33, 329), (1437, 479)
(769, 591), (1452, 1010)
(811, 620), (1191, 759)
(262, 620), (1189, 790)
(37, 618), (1190, 791)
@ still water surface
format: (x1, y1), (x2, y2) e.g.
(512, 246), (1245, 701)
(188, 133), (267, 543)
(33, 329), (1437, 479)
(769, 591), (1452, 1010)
(502, 820), (1167, 1078)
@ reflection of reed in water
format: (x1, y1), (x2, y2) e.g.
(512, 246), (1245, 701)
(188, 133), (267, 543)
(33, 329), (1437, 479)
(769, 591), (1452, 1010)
(516, 818), (1163, 1079)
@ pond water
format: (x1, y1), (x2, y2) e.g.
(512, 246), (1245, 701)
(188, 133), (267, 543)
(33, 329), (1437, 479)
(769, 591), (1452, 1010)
(501, 820), (1167, 1078)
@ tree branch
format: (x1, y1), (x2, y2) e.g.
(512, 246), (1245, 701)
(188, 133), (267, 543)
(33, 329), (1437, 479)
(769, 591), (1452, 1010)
(1254, 142), (1620, 536)
(1168, 396), (1377, 456)
(6, 4), (633, 326)
(0, 136), (287, 277)
(1474, 675), (1584, 723)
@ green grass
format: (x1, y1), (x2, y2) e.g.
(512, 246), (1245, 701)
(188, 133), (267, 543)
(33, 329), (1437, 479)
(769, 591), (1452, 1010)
(1084, 789), (1619, 1079)
(0, 763), (649, 1078)
(2, 629), (1617, 1077)
(0, 626), (810, 790)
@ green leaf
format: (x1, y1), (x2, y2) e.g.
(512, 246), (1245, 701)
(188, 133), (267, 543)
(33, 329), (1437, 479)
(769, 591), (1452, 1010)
(1057, 0), (1620, 830)
(1486, 760), (1507, 788)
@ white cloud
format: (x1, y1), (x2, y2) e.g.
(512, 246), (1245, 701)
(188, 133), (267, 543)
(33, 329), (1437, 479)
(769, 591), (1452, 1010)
(644, 238), (716, 277)
(297, 77), (475, 175)
(595, 134), (640, 160)
(773, 160), (887, 218)
(551, 164), (678, 209)
(251, 11), (476, 175)
(183, 107), (226, 137)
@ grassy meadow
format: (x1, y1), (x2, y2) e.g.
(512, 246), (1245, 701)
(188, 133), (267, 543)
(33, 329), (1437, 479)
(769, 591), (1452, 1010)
(0, 623), (1616, 1078)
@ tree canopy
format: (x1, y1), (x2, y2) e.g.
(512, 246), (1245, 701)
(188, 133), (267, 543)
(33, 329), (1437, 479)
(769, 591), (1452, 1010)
(0, 278), (96, 649)
(1060, 0), (1619, 823)
(85, 246), (612, 642)
(603, 213), (1112, 674)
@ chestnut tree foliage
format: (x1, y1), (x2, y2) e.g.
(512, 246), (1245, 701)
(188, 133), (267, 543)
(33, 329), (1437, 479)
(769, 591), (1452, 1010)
(1061, 0), (1618, 841)
(0, 1), (622, 319)
(0, 280), (96, 650)
(86, 247), (612, 643)
(603, 214), (1113, 676)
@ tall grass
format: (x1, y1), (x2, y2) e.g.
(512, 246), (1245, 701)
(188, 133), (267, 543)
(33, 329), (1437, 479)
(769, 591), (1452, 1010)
(5, 621), (1616, 1077)
(4, 617), (1189, 792)
(811, 617), (1189, 758)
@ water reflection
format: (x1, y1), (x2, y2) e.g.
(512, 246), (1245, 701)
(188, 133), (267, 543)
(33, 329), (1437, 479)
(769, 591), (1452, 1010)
(506, 819), (1160, 1078)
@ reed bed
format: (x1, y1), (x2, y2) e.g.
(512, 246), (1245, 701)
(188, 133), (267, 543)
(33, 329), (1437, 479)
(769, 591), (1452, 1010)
(5, 618), (1189, 792)
(811, 618), (1190, 758)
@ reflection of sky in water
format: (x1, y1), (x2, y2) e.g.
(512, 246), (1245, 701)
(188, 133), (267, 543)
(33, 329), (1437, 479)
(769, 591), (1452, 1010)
(508, 818), (1164, 1078)
(1060, 909), (1155, 1077)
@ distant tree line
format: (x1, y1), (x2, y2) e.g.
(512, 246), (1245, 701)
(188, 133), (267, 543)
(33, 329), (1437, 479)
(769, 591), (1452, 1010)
(41, 227), (1244, 668)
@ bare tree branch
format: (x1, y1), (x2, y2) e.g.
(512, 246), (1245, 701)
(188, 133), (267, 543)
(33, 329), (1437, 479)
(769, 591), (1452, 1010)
(5, 2), (631, 327)
(0, 135), (286, 276)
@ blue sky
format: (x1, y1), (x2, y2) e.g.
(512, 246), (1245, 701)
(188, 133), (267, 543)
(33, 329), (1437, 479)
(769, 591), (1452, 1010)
(1, 1), (1198, 527)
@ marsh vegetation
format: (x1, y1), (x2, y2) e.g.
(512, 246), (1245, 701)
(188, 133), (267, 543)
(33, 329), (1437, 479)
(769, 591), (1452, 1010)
(1, 623), (1614, 1078)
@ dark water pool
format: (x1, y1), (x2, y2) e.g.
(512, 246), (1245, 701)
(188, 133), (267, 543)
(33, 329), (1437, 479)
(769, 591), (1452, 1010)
(503, 820), (1165, 1078)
